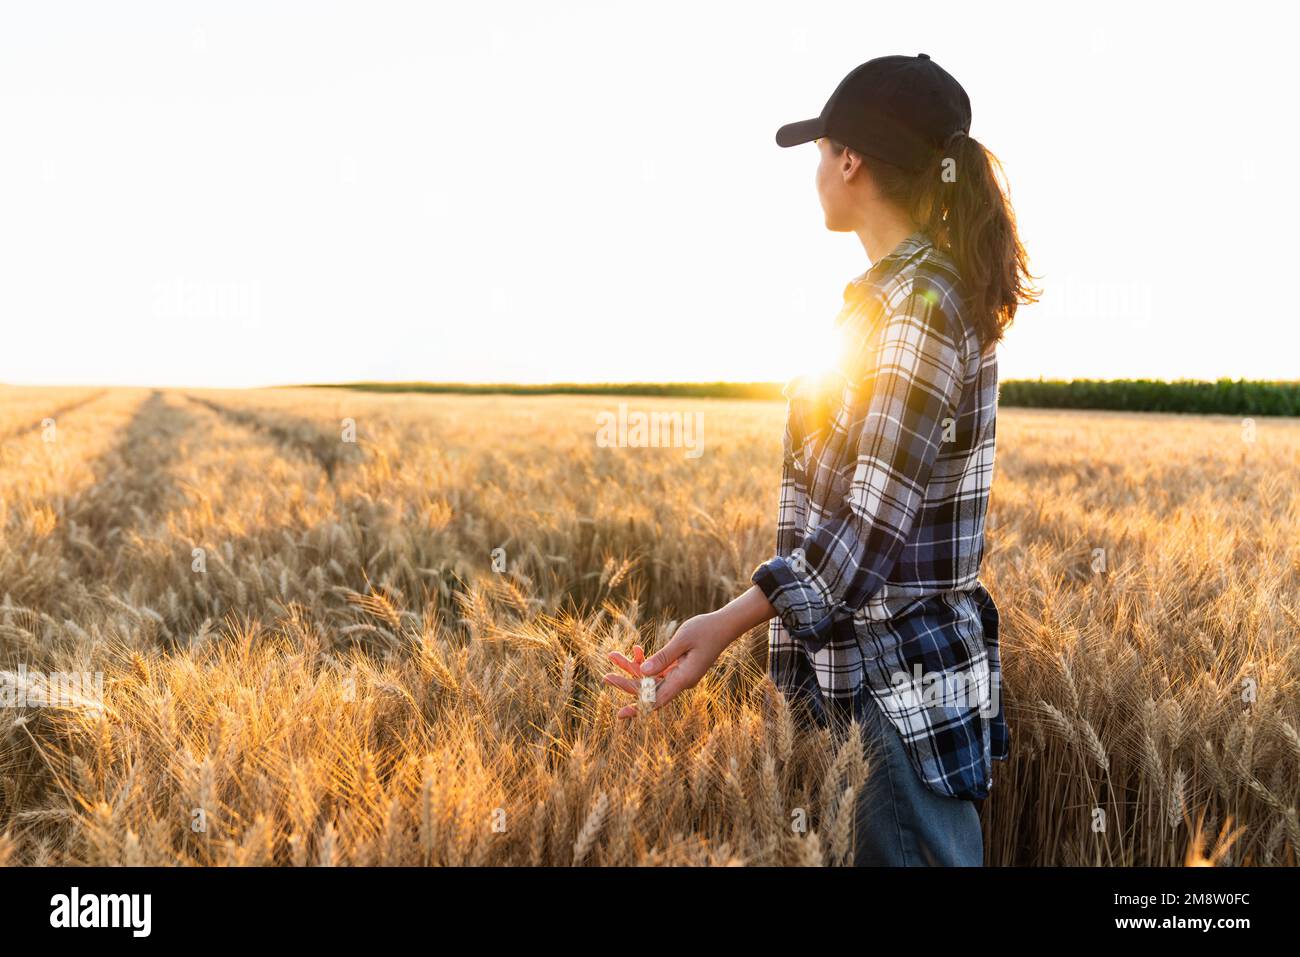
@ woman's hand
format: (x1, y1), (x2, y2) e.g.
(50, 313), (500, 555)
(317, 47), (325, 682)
(603, 586), (777, 720)
(604, 612), (735, 719)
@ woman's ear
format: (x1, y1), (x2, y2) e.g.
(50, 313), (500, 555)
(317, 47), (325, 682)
(841, 147), (864, 184)
(844, 150), (881, 201)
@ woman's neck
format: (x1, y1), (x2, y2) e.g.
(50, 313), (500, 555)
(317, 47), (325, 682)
(856, 211), (920, 264)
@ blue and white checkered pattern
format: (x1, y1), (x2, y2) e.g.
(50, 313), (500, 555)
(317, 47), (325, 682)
(751, 231), (1009, 801)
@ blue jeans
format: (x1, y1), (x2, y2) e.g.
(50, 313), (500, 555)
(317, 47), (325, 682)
(851, 697), (985, 866)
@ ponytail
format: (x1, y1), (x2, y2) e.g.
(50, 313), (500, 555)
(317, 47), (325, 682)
(850, 135), (1038, 345)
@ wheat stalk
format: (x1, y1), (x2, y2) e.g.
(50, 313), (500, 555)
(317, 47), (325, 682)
(572, 791), (609, 865)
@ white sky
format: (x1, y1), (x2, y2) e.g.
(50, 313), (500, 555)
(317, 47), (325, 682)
(1, 1), (1297, 388)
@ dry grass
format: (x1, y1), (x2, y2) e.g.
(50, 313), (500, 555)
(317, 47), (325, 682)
(0, 385), (1297, 865)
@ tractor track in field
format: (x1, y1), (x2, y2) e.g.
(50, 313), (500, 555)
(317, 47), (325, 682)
(14, 390), (199, 598)
(184, 394), (359, 480)
(0, 389), (108, 445)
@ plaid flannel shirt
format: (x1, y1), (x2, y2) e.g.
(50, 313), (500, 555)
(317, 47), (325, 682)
(751, 231), (1009, 801)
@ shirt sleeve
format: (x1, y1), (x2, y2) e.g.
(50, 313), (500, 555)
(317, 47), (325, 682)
(751, 285), (966, 654)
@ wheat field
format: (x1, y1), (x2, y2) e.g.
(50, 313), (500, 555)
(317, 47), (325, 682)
(0, 385), (1297, 866)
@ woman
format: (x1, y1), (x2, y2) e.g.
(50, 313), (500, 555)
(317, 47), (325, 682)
(605, 53), (1035, 866)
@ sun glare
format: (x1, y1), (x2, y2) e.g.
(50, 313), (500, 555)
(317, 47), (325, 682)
(783, 313), (848, 386)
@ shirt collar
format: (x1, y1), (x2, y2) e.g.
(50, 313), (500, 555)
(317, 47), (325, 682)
(842, 229), (931, 303)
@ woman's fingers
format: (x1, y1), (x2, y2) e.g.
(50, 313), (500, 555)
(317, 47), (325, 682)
(640, 632), (691, 676)
(608, 650), (643, 680)
(609, 645), (680, 684)
(603, 672), (639, 696)
(650, 655), (700, 711)
(608, 643), (688, 718)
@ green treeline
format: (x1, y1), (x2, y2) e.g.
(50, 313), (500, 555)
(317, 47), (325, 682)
(302, 378), (1300, 416)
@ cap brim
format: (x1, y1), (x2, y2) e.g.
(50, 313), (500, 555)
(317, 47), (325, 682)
(775, 116), (825, 148)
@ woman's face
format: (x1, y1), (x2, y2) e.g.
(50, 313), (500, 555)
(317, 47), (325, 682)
(814, 137), (863, 233)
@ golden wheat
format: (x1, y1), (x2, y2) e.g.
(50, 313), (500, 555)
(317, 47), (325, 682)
(0, 386), (1297, 865)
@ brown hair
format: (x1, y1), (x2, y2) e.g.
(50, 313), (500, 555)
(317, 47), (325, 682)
(831, 135), (1038, 345)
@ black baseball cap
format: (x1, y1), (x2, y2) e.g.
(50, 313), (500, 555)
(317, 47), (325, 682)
(775, 53), (971, 171)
